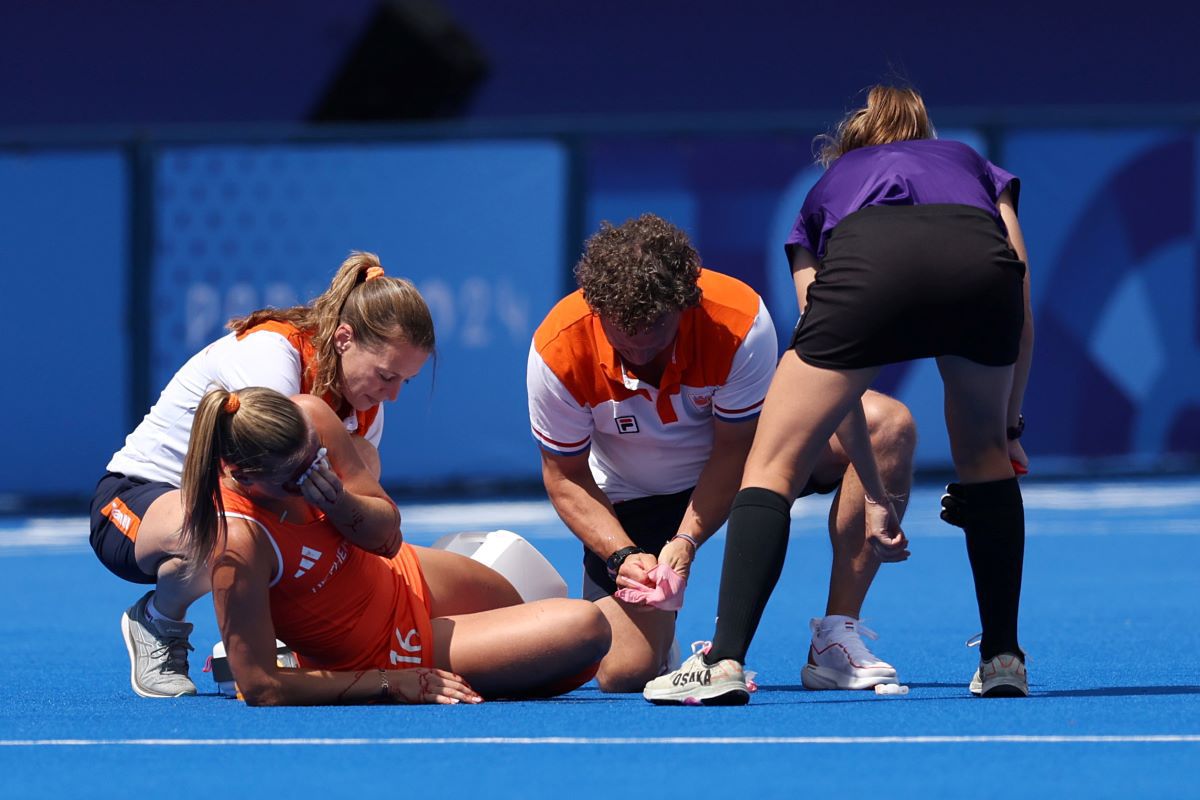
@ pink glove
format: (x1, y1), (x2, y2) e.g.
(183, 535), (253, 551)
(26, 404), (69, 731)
(614, 563), (686, 611)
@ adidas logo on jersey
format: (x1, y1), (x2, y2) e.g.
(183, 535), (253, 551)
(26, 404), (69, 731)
(293, 546), (323, 579)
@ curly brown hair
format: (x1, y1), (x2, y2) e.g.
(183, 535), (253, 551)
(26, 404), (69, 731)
(573, 213), (702, 333)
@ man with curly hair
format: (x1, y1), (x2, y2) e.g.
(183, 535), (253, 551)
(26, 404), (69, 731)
(527, 213), (916, 693)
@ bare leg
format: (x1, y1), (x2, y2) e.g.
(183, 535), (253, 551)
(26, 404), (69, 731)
(592, 596), (675, 693)
(431, 598), (611, 697)
(937, 356), (1025, 663)
(741, 353), (882, 496)
(937, 356), (1015, 482)
(133, 490), (210, 619)
(707, 353), (880, 664)
(821, 391), (916, 618)
(411, 545), (523, 617)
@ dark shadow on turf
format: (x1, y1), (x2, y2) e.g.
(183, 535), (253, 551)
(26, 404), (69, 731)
(1037, 685), (1200, 698)
(755, 682), (961, 693)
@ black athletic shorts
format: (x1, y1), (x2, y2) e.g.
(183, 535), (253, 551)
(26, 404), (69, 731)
(582, 477), (840, 601)
(791, 204), (1026, 369)
(89, 472), (174, 584)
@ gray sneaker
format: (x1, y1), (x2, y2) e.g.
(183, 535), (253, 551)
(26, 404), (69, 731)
(643, 642), (751, 706)
(974, 652), (1029, 697)
(967, 634), (1028, 697)
(120, 591), (197, 698)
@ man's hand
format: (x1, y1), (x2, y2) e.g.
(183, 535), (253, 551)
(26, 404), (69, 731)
(656, 536), (697, 581)
(615, 552), (658, 592)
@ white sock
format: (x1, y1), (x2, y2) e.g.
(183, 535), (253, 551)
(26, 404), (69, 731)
(146, 593), (185, 624)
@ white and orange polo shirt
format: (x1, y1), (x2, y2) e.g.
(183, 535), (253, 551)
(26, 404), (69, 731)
(527, 269), (778, 502)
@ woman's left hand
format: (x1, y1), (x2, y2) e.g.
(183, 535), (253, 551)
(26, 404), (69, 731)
(300, 461), (344, 510)
(866, 496), (909, 563)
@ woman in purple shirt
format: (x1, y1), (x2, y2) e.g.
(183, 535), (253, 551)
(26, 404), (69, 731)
(645, 85), (1034, 704)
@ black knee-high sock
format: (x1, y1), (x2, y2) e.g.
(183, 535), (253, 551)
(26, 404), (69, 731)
(705, 487), (792, 665)
(950, 477), (1025, 661)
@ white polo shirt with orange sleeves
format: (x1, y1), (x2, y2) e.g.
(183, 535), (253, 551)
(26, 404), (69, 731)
(527, 269), (778, 503)
(107, 325), (384, 487)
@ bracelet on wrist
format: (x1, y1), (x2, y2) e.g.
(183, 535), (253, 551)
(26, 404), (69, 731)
(378, 668), (391, 702)
(865, 490), (907, 507)
(671, 533), (700, 549)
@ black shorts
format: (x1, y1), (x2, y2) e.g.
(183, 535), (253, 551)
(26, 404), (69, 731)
(89, 472), (174, 584)
(791, 204), (1026, 369)
(582, 478), (839, 601)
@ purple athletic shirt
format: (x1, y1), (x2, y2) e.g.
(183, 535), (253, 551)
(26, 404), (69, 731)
(785, 139), (1020, 260)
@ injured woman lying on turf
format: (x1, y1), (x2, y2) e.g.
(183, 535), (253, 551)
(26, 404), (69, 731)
(179, 385), (610, 705)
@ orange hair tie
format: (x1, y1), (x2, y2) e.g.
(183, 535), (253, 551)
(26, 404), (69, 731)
(224, 393), (241, 414)
(365, 266), (385, 282)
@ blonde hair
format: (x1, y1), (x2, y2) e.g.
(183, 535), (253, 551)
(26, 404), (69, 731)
(180, 387), (310, 571)
(228, 252), (436, 403)
(816, 85), (935, 167)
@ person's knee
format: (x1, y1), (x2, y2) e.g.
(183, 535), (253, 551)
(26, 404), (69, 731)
(597, 649), (662, 693)
(865, 396), (917, 462)
(595, 622), (672, 693)
(577, 602), (613, 660)
(547, 599), (611, 663)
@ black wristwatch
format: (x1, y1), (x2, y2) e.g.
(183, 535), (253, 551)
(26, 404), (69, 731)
(606, 545), (646, 579)
(1007, 414), (1025, 441)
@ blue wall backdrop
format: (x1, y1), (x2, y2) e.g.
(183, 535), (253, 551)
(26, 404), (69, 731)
(0, 150), (129, 499)
(2, 123), (1199, 500)
(1005, 130), (1200, 468)
(150, 141), (567, 487)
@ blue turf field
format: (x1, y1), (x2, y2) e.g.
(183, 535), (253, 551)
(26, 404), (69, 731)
(2, 477), (1197, 798)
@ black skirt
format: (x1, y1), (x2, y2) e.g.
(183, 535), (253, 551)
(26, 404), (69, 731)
(790, 204), (1026, 369)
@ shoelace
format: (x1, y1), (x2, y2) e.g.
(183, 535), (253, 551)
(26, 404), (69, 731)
(151, 636), (195, 673)
(825, 619), (883, 664)
(686, 641), (757, 692)
(965, 633), (1027, 661)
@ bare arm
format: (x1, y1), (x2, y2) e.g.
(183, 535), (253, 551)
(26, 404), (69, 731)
(997, 189), (1034, 454)
(540, 448), (656, 588)
(657, 417), (757, 579)
(292, 394), (402, 558)
(834, 400), (908, 562)
(211, 518), (480, 706)
(790, 245), (819, 316)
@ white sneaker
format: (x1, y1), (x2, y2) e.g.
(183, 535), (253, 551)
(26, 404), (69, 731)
(643, 642), (751, 706)
(801, 615), (897, 690)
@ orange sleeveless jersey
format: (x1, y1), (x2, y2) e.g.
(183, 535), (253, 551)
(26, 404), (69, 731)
(237, 320), (380, 439)
(220, 489), (434, 672)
